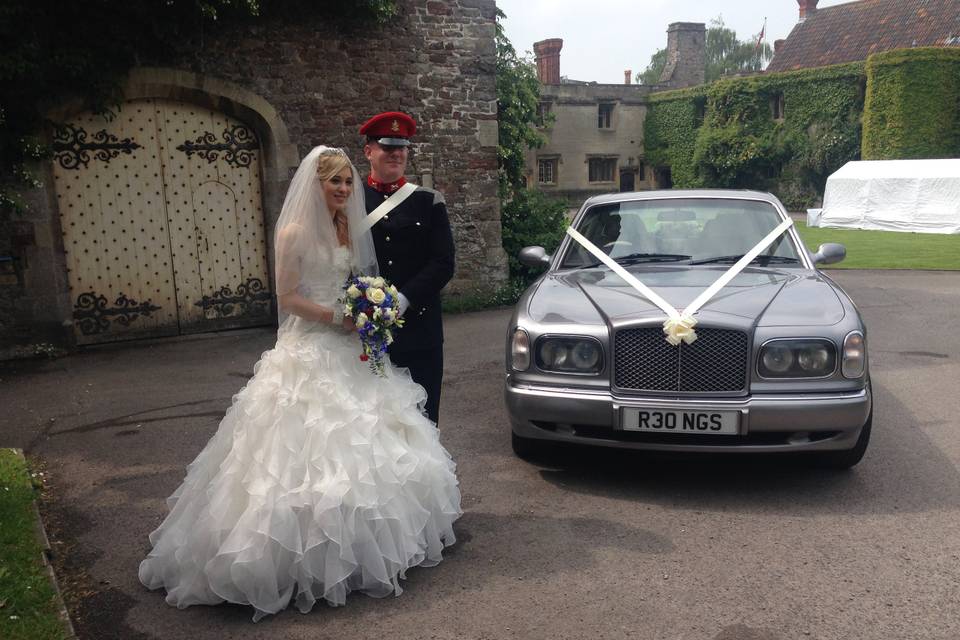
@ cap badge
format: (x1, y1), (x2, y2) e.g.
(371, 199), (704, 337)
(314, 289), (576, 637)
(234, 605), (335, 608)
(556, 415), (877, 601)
(391, 119), (400, 132)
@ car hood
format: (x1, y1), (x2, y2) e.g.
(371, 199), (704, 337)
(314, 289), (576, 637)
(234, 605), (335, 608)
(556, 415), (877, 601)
(526, 266), (845, 327)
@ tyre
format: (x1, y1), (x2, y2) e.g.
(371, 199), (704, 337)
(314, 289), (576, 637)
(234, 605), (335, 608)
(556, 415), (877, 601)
(511, 431), (540, 460)
(811, 411), (872, 470)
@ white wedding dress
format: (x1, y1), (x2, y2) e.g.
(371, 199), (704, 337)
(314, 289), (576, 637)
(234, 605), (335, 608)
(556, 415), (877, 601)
(139, 245), (461, 621)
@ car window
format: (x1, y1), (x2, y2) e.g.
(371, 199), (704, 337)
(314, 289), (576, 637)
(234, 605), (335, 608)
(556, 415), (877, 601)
(559, 198), (800, 268)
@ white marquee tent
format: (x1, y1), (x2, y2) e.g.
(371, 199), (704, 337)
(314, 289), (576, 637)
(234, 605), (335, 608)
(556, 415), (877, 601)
(816, 159), (960, 234)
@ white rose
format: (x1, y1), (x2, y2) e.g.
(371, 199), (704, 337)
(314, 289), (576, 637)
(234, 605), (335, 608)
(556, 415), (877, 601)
(346, 284), (361, 298)
(371, 277), (386, 288)
(356, 312), (369, 326)
(367, 287), (386, 304)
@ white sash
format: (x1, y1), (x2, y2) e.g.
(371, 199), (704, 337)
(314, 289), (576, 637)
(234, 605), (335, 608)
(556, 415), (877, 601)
(566, 217), (794, 345)
(357, 182), (418, 234)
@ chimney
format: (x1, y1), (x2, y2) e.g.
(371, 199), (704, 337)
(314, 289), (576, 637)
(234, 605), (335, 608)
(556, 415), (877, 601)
(774, 38), (785, 53)
(533, 38), (563, 85)
(798, 0), (819, 22)
(658, 23), (706, 89)
(624, 69), (632, 85)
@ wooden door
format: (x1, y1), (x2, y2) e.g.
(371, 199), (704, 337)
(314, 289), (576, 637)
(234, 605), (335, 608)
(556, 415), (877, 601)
(52, 101), (178, 344)
(51, 99), (271, 344)
(154, 101), (271, 333)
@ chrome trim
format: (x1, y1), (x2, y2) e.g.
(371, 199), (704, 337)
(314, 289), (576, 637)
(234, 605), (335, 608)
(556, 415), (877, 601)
(507, 379), (868, 406)
(507, 380), (611, 400)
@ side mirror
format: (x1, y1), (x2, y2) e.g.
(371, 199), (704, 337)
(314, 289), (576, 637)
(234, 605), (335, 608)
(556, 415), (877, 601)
(518, 246), (551, 269)
(812, 242), (846, 265)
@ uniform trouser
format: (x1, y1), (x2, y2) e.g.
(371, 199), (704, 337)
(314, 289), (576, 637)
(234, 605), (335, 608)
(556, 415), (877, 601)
(390, 347), (444, 425)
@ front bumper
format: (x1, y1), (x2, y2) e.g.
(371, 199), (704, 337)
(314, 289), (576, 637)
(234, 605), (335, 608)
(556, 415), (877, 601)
(505, 377), (872, 453)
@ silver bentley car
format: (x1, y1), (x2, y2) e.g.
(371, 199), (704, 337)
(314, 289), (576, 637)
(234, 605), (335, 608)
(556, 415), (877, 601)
(505, 190), (872, 468)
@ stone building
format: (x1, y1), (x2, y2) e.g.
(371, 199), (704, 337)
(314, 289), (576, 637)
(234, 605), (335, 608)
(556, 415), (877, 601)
(526, 23), (706, 206)
(527, 0), (959, 209)
(2, 0), (506, 355)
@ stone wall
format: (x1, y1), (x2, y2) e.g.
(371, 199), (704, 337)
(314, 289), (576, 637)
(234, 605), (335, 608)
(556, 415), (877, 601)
(164, 0), (505, 293)
(1, 0), (506, 356)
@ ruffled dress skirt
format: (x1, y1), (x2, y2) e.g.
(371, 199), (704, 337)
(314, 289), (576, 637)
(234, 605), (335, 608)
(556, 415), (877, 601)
(138, 323), (462, 621)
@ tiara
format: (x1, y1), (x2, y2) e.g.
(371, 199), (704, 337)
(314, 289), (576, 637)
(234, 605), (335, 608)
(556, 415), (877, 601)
(319, 147), (347, 157)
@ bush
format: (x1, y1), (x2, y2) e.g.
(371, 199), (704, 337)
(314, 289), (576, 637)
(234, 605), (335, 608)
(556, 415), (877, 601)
(442, 278), (529, 314)
(499, 188), (568, 287)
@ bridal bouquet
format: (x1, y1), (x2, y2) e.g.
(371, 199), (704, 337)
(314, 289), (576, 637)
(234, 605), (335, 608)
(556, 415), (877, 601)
(342, 275), (405, 376)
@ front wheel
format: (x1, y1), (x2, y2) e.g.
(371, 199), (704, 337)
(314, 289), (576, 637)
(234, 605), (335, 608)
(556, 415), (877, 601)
(511, 431), (540, 460)
(811, 411), (872, 470)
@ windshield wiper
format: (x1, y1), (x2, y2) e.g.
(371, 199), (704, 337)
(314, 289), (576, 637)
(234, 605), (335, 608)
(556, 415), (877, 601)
(577, 253), (691, 269)
(617, 252), (691, 264)
(690, 254), (800, 265)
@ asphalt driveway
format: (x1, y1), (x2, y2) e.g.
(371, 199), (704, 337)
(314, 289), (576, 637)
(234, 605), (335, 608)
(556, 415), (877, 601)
(2, 269), (959, 640)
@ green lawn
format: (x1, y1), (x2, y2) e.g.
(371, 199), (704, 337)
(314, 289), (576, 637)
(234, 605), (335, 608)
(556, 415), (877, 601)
(0, 450), (69, 640)
(795, 221), (960, 270)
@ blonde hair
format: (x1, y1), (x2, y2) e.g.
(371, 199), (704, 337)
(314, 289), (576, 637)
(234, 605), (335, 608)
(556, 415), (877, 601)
(317, 148), (351, 182)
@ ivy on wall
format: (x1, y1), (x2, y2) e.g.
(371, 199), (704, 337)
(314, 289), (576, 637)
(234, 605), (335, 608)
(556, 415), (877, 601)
(644, 87), (709, 188)
(645, 62), (864, 209)
(862, 47), (960, 160)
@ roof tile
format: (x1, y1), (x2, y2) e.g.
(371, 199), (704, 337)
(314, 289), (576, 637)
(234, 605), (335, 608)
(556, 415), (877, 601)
(767, 0), (960, 72)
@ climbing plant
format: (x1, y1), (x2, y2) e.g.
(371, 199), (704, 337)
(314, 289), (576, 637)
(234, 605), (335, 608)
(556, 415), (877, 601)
(645, 62), (864, 209)
(862, 47), (960, 160)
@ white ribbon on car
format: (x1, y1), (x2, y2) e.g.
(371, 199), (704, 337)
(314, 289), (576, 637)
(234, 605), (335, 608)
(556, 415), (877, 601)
(565, 217), (794, 345)
(356, 182), (418, 234)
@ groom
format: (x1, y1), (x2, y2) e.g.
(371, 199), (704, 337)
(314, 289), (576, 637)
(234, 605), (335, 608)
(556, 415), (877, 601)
(359, 111), (455, 424)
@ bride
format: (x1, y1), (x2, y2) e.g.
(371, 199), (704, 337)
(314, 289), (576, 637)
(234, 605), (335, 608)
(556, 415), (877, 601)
(139, 146), (462, 621)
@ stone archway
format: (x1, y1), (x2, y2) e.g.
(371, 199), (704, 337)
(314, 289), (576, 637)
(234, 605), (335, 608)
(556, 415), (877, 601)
(47, 68), (300, 344)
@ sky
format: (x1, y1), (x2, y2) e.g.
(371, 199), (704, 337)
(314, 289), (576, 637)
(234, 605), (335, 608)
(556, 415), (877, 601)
(495, 0), (850, 84)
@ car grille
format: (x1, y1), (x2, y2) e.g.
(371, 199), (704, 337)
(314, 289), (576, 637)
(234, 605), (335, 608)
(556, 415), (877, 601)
(614, 327), (749, 393)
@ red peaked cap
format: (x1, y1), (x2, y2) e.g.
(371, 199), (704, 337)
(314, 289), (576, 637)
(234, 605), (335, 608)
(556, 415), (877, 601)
(359, 111), (417, 146)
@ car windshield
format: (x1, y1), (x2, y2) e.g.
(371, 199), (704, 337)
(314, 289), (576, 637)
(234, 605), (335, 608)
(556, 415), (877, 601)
(559, 198), (802, 269)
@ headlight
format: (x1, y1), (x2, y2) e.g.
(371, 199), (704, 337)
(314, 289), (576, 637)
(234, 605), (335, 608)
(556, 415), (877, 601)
(511, 328), (530, 371)
(758, 339), (837, 378)
(536, 337), (603, 374)
(842, 331), (866, 378)
(761, 343), (794, 374)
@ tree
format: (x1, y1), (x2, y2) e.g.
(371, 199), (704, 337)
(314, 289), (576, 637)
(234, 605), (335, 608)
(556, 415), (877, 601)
(637, 49), (668, 86)
(495, 8), (546, 198)
(636, 17), (773, 85)
(494, 9), (565, 287)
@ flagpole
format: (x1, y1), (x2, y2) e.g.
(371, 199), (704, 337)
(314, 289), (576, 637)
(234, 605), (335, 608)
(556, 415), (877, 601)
(754, 16), (767, 65)
(763, 17), (768, 64)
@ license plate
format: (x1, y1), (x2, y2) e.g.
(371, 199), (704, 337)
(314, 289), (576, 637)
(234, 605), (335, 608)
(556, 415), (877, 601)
(621, 408), (740, 435)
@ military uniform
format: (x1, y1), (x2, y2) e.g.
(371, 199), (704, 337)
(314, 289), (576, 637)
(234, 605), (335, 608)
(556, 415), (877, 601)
(360, 112), (455, 424)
